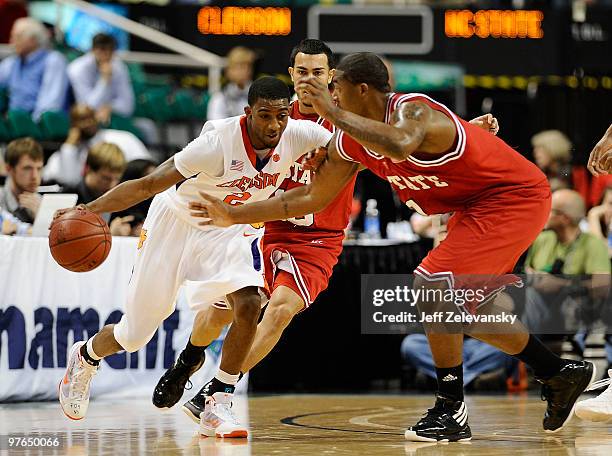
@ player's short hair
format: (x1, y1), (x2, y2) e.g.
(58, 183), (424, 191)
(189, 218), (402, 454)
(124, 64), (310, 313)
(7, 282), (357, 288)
(531, 130), (572, 164)
(5, 137), (44, 168)
(336, 52), (391, 93)
(92, 33), (117, 50)
(86, 142), (126, 174)
(248, 77), (290, 106)
(289, 39), (335, 69)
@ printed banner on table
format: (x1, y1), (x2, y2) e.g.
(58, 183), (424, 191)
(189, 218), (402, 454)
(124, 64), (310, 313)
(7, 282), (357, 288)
(0, 235), (243, 402)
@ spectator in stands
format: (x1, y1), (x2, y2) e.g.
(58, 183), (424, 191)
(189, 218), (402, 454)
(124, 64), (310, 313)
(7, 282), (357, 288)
(522, 189), (610, 352)
(0, 137), (43, 224)
(43, 104), (151, 186)
(0, 0), (27, 44)
(207, 46), (256, 120)
(0, 18), (69, 120)
(587, 185), (612, 256)
(63, 142), (131, 236)
(68, 33), (135, 125)
(531, 130), (575, 191)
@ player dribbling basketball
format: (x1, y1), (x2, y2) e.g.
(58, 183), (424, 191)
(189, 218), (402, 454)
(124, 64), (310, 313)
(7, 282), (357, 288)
(56, 77), (332, 439)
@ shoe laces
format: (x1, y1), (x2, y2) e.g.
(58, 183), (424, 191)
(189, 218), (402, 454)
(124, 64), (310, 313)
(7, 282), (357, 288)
(214, 401), (240, 424)
(70, 362), (97, 400)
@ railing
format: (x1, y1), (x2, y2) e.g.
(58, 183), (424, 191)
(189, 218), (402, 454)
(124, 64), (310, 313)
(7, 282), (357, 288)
(53, 0), (225, 92)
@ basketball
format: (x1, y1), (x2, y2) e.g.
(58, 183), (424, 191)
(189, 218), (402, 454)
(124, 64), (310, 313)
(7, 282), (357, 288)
(49, 207), (112, 272)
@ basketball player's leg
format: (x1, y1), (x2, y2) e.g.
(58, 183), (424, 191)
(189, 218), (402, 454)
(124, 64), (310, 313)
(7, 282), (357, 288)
(405, 205), (594, 441)
(404, 273), (470, 443)
(242, 278), (305, 372)
(60, 197), (187, 420)
(171, 280), (304, 421)
(193, 287), (261, 438)
(153, 305), (233, 409)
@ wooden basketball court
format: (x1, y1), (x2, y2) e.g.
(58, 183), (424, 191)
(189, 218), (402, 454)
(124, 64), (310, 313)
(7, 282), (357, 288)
(1, 394), (610, 455)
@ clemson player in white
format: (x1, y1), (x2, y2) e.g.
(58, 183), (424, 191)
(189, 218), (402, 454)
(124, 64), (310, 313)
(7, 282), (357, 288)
(57, 77), (332, 438)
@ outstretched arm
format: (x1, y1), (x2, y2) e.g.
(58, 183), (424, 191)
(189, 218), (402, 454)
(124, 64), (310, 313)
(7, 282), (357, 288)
(66, 157), (183, 216)
(189, 137), (361, 227)
(296, 77), (456, 162)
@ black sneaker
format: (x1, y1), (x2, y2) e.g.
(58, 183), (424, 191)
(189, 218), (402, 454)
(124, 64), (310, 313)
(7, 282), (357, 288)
(537, 360), (595, 433)
(404, 394), (472, 442)
(152, 353), (205, 409)
(182, 385), (207, 423)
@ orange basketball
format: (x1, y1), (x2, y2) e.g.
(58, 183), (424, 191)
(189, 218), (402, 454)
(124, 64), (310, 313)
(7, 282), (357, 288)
(49, 207), (112, 272)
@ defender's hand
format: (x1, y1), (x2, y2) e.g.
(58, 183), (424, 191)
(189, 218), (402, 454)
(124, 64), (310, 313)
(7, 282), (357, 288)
(189, 192), (236, 227)
(469, 114), (499, 135)
(302, 147), (328, 172)
(587, 126), (612, 176)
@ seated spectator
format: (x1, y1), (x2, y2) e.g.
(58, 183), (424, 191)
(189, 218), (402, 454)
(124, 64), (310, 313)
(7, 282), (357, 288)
(587, 185), (612, 256)
(0, 18), (69, 120)
(63, 143), (131, 236)
(0, 0), (26, 44)
(43, 104), (151, 186)
(523, 189), (610, 352)
(111, 158), (157, 237)
(531, 130), (573, 188)
(401, 334), (513, 390)
(0, 137), (43, 224)
(207, 46), (256, 120)
(68, 33), (134, 125)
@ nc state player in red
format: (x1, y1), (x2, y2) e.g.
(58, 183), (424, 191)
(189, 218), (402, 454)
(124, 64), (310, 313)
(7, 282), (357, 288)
(192, 53), (595, 440)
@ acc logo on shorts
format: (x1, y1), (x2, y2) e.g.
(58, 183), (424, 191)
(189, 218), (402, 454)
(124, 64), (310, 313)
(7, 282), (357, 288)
(137, 229), (148, 250)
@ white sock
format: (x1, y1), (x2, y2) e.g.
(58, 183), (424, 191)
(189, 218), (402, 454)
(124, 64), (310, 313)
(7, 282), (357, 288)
(86, 338), (102, 361)
(215, 370), (240, 386)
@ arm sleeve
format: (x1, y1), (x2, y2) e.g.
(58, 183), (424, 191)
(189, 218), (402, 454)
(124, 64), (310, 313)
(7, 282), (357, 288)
(173, 131), (224, 178)
(34, 53), (69, 119)
(291, 120), (333, 161)
(110, 61), (135, 116)
(335, 130), (362, 163)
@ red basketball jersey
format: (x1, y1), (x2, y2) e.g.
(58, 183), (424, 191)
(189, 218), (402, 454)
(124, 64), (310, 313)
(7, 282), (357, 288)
(336, 93), (549, 215)
(265, 101), (357, 234)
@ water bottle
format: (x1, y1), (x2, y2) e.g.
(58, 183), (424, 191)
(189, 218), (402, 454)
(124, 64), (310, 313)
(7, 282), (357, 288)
(364, 199), (381, 239)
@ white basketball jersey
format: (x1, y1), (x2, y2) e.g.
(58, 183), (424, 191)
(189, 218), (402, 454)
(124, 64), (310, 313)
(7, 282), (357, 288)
(162, 115), (332, 229)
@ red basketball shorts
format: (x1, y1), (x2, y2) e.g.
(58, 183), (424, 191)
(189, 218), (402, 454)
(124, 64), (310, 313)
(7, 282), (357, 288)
(415, 185), (552, 312)
(263, 230), (344, 310)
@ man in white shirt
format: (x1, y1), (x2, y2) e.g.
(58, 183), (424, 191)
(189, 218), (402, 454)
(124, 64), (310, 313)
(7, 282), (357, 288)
(57, 77), (332, 438)
(67, 33), (134, 124)
(43, 104), (150, 186)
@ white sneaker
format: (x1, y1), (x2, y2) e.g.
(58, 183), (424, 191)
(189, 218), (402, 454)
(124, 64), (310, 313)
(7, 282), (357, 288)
(58, 341), (99, 420)
(575, 369), (612, 422)
(199, 392), (248, 438)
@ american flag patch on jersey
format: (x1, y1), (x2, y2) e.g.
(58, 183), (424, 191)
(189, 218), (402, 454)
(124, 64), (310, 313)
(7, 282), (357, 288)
(230, 159), (244, 172)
